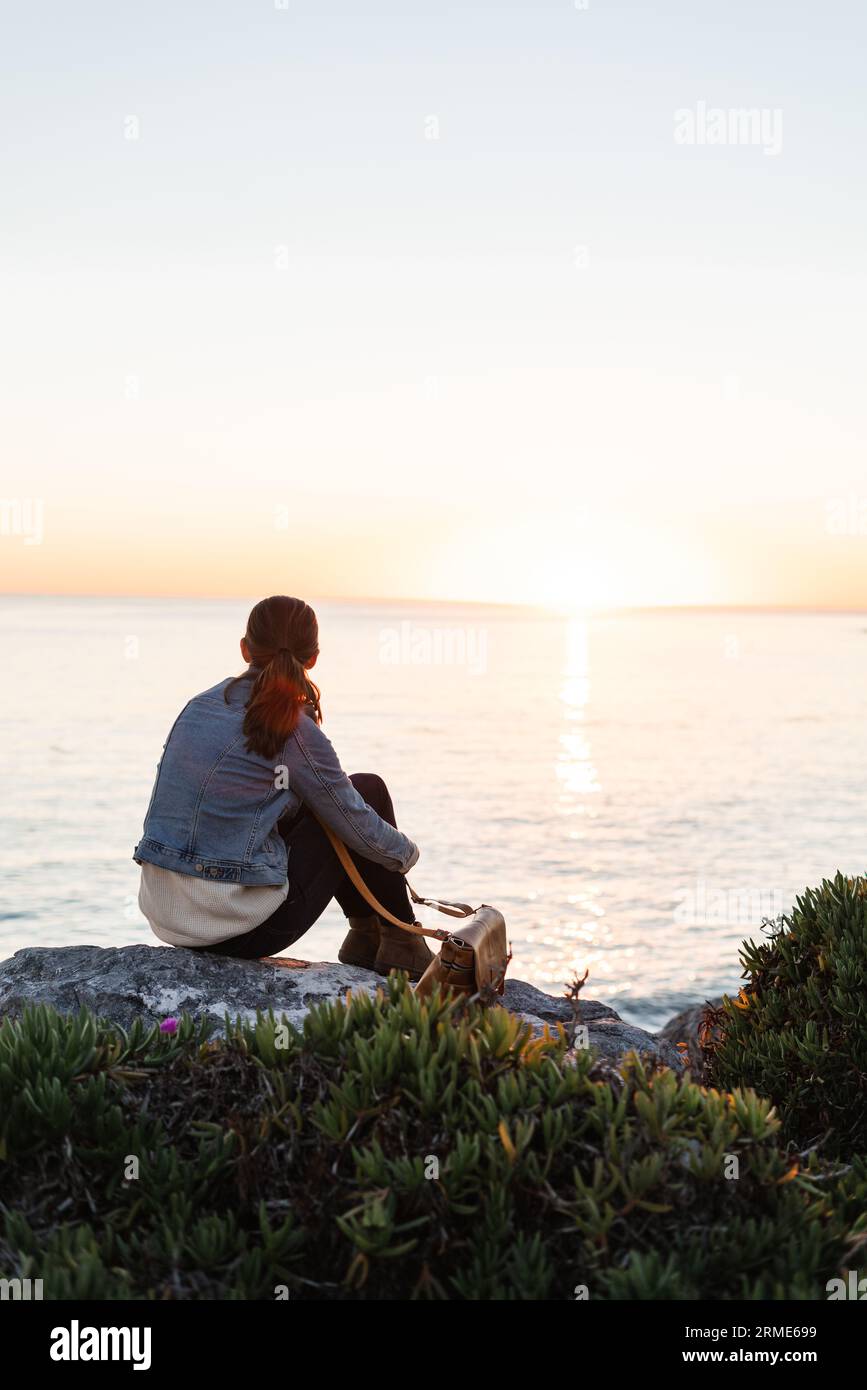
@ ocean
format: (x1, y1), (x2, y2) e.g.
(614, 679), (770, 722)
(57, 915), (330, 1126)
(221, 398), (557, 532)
(2, 596), (866, 1031)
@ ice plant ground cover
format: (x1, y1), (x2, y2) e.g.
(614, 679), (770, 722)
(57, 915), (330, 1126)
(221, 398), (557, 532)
(1, 916), (866, 1300)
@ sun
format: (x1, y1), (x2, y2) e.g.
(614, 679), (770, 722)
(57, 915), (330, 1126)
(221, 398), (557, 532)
(428, 512), (717, 611)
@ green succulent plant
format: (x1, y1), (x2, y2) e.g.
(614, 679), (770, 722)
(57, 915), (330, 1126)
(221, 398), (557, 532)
(704, 872), (867, 1157)
(0, 967), (863, 1299)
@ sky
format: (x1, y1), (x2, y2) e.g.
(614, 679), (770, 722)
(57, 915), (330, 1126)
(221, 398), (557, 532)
(2, 0), (866, 609)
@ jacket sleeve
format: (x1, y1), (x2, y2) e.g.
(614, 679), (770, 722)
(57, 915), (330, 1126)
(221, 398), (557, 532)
(285, 716), (420, 873)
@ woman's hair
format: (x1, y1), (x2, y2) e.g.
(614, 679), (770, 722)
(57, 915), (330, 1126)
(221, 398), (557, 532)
(225, 595), (322, 760)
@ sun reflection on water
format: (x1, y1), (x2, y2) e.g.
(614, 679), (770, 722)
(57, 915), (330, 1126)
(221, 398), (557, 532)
(531, 617), (606, 990)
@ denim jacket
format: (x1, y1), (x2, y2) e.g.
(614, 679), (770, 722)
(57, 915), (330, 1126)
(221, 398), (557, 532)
(133, 673), (419, 885)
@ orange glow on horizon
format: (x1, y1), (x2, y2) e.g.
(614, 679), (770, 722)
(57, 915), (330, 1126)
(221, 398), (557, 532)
(4, 494), (867, 612)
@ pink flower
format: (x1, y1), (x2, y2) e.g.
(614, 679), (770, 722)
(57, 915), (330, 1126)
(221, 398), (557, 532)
(160, 1017), (179, 1034)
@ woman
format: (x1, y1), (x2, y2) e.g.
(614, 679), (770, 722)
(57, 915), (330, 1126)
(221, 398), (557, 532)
(133, 595), (432, 980)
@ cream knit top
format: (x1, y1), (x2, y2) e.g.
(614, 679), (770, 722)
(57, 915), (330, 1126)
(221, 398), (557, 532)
(139, 863), (290, 948)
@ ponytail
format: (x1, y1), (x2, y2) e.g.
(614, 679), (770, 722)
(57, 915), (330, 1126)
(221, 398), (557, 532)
(224, 596), (322, 760)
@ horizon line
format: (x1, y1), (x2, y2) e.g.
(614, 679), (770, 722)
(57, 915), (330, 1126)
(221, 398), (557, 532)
(4, 591), (867, 618)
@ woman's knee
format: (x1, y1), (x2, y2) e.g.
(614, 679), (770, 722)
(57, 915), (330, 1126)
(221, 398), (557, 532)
(350, 771), (386, 797)
(349, 772), (393, 819)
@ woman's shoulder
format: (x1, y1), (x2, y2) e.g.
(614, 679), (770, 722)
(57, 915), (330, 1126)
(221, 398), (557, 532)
(190, 674), (251, 707)
(282, 706), (338, 761)
(165, 677), (249, 737)
(288, 705), (326, 742)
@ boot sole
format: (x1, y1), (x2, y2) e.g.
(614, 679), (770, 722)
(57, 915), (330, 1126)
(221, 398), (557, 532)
(338, 947), (378, 971)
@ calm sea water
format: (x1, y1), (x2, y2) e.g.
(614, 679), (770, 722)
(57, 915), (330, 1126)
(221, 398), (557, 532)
(2, 597), (867, 1030)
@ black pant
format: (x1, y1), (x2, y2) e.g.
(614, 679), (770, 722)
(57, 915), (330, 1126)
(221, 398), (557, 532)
(204, 772), (414, 960)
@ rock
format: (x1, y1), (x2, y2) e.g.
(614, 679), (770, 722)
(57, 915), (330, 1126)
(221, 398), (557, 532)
(567, 1015), (684, 1069)
(0, 944), (683, 1069)
(0, 944), (377, 1036)
(658, 997), (726, 1072)
(502, 977), (619, 1025)
(501, 977), (683, 1068)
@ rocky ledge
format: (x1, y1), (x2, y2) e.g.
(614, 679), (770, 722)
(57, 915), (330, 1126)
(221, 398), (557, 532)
(0, 944), (686, 1069)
